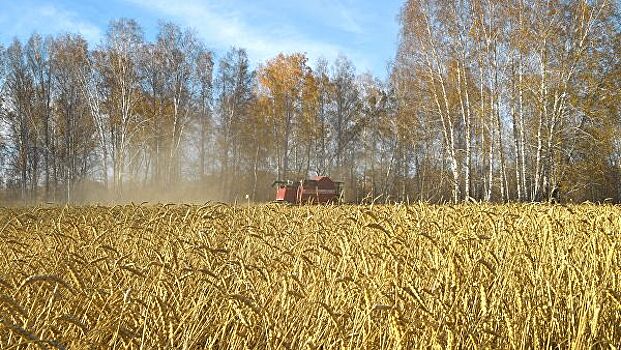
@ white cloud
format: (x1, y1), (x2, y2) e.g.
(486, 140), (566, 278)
(123, 0), (363, 69)
(1, 4), (103, 43)
(37, 5), (103, 42)
(316, 0), (364, 34)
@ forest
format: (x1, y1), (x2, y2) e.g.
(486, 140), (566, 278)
(0, 0), (620, 204)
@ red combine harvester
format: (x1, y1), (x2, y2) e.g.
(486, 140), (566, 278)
(272, 176), (344, 204)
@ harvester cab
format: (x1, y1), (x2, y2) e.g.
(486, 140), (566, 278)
(272, 176), (343, 204)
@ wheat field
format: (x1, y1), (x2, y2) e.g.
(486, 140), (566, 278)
(0, 203), (619, 349)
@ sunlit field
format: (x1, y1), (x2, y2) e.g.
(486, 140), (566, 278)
(0, 203), (620, 349)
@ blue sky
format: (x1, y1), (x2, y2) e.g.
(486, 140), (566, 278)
(0, 0), (403, 78)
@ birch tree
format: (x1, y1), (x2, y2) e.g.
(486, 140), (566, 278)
(195, 48), (214, 179)
(98, 19), (144, 197)
(4, 39), (36, 201)
(257, 53), (312, 181)
(215, 48), (254, 199)
(155, 22), (199, 184)
(50, 34), (95, 201)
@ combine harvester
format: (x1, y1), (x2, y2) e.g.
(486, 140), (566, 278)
(272, 176), (344, 204)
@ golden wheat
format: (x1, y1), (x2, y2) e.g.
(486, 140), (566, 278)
(0, 203), (619, 349)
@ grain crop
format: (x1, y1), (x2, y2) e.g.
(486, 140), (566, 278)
(0, 203), (620, 349)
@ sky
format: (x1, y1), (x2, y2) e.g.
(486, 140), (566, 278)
(0, 0), (403, 78)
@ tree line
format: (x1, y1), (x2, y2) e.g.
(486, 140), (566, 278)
(0, 19), (392, 203)
(0, 0), (620, 204)
(393, 0), (621, 202)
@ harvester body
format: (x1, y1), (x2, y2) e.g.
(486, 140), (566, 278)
(273, 176), (343, 204)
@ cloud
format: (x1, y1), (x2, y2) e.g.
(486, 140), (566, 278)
(316, 0), (364, 34)
(36, 5), (103, 42)
(0, 3), (103, 43)
(122, 0), (354, 67)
